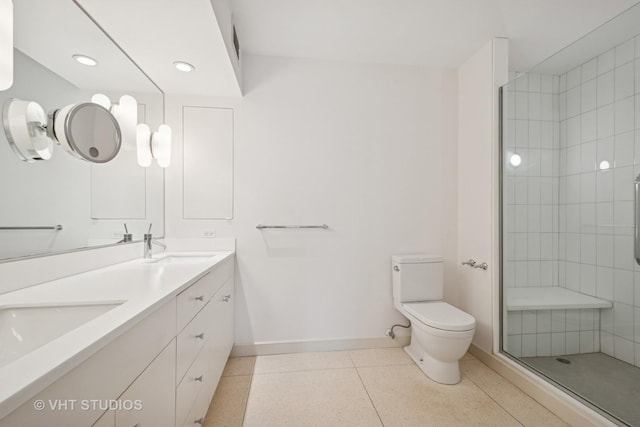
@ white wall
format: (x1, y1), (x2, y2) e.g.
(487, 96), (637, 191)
(165, 55), (458, 347)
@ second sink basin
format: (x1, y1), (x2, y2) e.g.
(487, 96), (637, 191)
(0, 303), (122, 368)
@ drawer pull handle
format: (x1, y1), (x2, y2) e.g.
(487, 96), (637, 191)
(194, 417), (204, 425)
(222, 294), (231, 302)
(195, 333), (205, 339)
(194, 295), (204, 302)
(195, 375), (204, 382)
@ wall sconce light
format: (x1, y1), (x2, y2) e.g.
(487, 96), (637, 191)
(136, 123), (171, 168)
(2, 98), (53, 162)
(91, 94), (137, 150)
(0, 0), (13, 91)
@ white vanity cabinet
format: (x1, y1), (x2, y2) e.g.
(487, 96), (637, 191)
(0, 254), (235, 427)
(176, 258), (234, 427)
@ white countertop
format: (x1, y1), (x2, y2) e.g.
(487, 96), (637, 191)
(505, 287), (612, 311)
(0, 250), (234, 419)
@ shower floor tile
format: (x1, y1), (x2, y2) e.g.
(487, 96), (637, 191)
(522, 352), (640, 426)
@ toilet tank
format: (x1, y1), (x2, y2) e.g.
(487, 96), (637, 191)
(392, 254), (444, 303)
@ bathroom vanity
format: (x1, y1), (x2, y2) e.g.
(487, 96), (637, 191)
(0, 250), (235, 427)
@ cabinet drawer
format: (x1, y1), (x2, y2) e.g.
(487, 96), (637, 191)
(176, 301), (212, 383)
(176, 346), (210, 427)
(176, 258), (233, 332)
(208, 280), (234, 382)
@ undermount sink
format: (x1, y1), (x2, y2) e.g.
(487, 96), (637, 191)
(148, 253), (217, 264)
(0, 303), (122, 368)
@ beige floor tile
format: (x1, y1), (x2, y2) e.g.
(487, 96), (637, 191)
(461, 359), (569, 427)
(253, 351), (353, 374)
(222, 356), (256, 376)
(461, 351), (477, 361)
(357, 364), (521, 427)
(243, 368), (382, 427)
(204, 375), (252, 427)
(349, 347), (413, 367)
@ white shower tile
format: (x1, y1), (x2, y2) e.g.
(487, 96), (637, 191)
(567, 66), (581, 89)
(579, 331), (595, 353)
(635, 272), (640, 306)
(515, 261), (527, 287)
(596, 202), (614, 234)
(636, 60), (640, 94)
(566, 310), (580, 332)
(541, 74), (553, 93)
(580, 235), (597, 265)
(528, 205), (540, 232)
(551, 310), (566, 332)
(601, 308), (614, 333)
(507, 311), (522, 334)
(636, 343), (640, 368)
(597, 104), (614, 139)
(516, 120), (528, 147)
(615, 97), (634, 135)
(514, 177), (528, 204)
(615, 269), (634, 303)
(597, 136), (614, 166)
(527, 234), (541, 261)
(541, 121), (553, 149)
(522, 334), (537, 357)
(581, 203), (596, 233)
(567, 145), (581, 175)
(581, 110), (597, 143)
(514, 205), (527, 232)
(507, 335), (522, 357)
(566, 175), (581, 203)
(565, 331), (580, 354)
(567, 87), (581, 118)
(559, 73), (567, 92)
(528, 261), (541, 286)
(515, 233), (527, 260)
(540, 260), (553, 285)
(529, 93), (541, 120)
(582, 58), (598, 82)
(522, 311), (537, 334)
(515, 92), (529, 120)
(551, 333), (566, 356)
(528, 73), (541, 92)
(614, 235), (634, 270)
(566, 234), (581, 263)
(541, 94), (553, 121)
(615, 61), (635, 101)
(536, 310), (552, 333)
(598, 49), (615, 74)
(597, 266), (614, 299)
(616, 38), (635, 66)
(528, 121), (541, 148)
(614, 166), (634, 201)
(615, 131), (634, 167)
(565, 262), (580, 291)
(540, 206), (553, 232)
(636, 96), (640, 130)
(536, 333), (551, 356)
(614, 200), (634, 236)
(614, 336), (635, 364)
(601, 331), (614, 356)
(596, 235), (614, 267)
(580, 265), (597, 296)
(579, 309), (595, 330)
(515, 73), (529, 91)
(540, 150), (553, 176)
(527, 149), (541, 176)
(596, 171), (614, 202)
(581, 172), (596, 203)
(580, 141), (596, 171)
(597, 71), (614, 107)
(635, 308), (640, 342)
(527, 178), (541, 204)
(614, 303), (634, 340)
(581, 78), (597, 112)
(541, 178), (553, 205)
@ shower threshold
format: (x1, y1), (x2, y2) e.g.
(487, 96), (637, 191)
(522, 353), (640, 426)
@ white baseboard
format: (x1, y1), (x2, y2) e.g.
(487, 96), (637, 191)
(468, 345), (616, 427)
(231, 336), (411, 357)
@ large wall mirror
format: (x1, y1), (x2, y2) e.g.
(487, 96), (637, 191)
(0, 0), (164, 261)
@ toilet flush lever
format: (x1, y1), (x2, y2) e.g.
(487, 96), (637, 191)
(461, 259), (476, 267)
(473, 262), (488, 270)
(393, 265), (400, 272)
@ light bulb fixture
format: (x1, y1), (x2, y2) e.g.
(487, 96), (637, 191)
(173, 61), (194, 72)
(137, 123), (171, 168)
(509, 153), (522, 167)
(72, 54), (98, 67)
(92, 94), (137, 150)
(0, 0), (13, 90)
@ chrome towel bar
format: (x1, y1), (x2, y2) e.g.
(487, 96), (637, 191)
(256, 224), (329, 230)
(0, 225), (63, 231)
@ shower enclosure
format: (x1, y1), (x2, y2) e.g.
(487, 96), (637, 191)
(500, 4), (640, 426)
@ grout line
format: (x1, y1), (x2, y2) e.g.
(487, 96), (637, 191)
(460, 361), (525, 427)
(240, 372), (253, 426)
(352, 362), (386, 427)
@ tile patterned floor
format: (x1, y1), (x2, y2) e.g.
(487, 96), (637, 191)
(203, 348), (569, 427)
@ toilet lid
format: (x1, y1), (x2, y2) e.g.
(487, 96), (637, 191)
(403, 302), (476, 331)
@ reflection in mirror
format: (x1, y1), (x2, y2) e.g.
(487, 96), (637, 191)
(0, 0), (164, 261)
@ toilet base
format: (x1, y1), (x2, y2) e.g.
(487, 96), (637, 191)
(404, 343), (461, 385)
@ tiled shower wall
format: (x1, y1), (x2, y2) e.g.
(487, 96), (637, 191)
(504, 34), (640, 365)
(556, 35), (640, 367)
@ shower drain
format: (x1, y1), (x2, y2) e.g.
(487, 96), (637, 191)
(556, 358), (571, 364)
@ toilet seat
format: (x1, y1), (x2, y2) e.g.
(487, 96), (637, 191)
(403, 302), (475, 332)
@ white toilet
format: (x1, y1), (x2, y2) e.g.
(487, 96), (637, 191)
(392, 254), (475, 384)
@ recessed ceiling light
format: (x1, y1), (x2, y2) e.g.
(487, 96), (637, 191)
(173, 61), (194, 72)
(72, 54), (98, 67)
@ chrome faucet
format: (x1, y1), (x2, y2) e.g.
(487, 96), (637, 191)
(143, 223), (167, 259)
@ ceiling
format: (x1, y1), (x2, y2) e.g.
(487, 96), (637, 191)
(232, 0), (640, 71)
